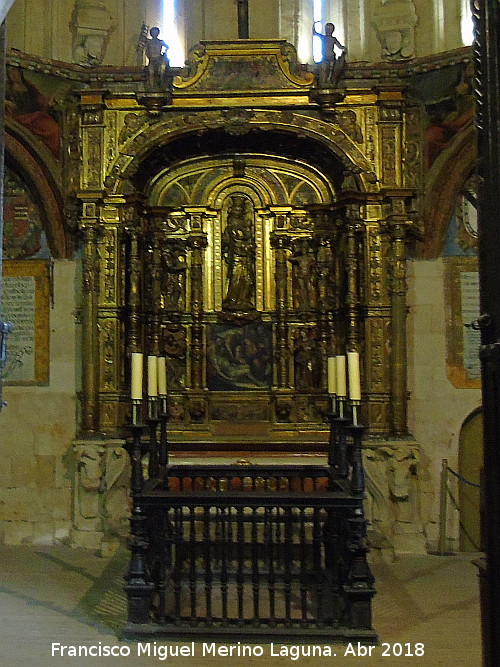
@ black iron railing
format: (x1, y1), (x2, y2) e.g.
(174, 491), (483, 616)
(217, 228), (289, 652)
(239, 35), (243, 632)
(122, 411), (376, 640)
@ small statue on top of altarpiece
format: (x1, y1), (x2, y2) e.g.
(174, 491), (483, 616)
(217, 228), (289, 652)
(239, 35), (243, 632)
(313, 22), (346, 87)
(143, 27), (171, 90)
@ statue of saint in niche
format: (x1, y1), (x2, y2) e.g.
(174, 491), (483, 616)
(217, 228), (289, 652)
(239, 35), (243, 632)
(288, 239), (316, 310)
(221, 196), (256, 311)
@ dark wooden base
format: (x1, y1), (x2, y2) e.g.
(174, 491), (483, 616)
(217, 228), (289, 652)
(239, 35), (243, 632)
(122, 622), (378, 642)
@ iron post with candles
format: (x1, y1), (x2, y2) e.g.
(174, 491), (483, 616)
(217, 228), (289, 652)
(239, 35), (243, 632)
(131, 352), (144, 425)
(347, 350), (361, 425)
(157, 356), (169, 469)
(147, 354), (159, 420)
(334, 354), (349, 478)
(327, 356), (338, 468)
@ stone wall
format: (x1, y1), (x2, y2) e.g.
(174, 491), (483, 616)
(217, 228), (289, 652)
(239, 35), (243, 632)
(407, 258), (481, 552)
(0, 260), (78, 545)
(5, 0), (471, 67)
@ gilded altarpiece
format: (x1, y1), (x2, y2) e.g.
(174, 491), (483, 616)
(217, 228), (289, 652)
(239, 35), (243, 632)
(75, 40), (420, 444)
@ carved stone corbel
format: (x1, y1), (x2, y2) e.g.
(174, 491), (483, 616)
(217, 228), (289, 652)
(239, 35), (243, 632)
(72, 442), (106, 547)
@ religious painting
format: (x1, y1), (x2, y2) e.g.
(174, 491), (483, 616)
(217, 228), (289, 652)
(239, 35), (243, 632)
(189, 55), (291, 92)
(206, 323), (272, 391)
(408, 62), (474, 170)
(2, 260), (50, 385)
(5, 66), (66, 160)
(3, 167), (47, 259)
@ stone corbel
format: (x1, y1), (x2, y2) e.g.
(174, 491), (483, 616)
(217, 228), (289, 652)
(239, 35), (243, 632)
(72, 441), (106, 548)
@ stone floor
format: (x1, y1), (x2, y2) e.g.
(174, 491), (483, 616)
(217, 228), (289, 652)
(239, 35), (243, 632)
(0, 545), (481, 666)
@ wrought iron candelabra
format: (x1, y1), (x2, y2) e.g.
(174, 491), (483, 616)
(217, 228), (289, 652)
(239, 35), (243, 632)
(327, 395), (366, 494)
(123, 419), (153, 625)
(158, 394), (169, 469)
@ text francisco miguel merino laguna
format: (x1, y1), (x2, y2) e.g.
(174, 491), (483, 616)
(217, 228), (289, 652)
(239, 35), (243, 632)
(51, 641), (375, 660)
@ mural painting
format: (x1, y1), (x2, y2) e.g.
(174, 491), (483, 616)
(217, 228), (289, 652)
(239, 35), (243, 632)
(3, 167), (47, 259)
(5, 66), (64, 159)
(409, 62), (474, 169)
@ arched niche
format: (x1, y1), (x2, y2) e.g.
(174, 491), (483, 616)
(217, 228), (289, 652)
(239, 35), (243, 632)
(147, 154), (335, 208)
(421, 125), (476, 259)
(5, 129), (70, 259)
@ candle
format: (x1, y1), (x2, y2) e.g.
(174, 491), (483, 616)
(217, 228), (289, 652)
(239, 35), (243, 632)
(327, 357), (337, 395)
(147, 355), (158, 397)
(336, 355), (347, 397)
(347, 351), (361, 401)
(157, 356), (167, 395)
(131, 352), (143, 400)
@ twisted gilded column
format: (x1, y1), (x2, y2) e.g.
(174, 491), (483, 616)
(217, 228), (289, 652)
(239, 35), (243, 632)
(146, 215), (162, 357)
(188, 220), (207, 390)
(80, 217), (100, 434)
(270, 232), (290, 389)
(345, 204), (363, 351)
(124, 208), (142, 355)
(314, 208), (337, 381)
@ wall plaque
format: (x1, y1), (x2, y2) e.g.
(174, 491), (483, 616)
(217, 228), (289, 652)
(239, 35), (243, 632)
(2, 260), (50, 385)
(445, 258), (481, 388)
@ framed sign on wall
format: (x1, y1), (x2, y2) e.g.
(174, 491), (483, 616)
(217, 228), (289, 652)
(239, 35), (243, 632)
(2, 260), (50, 385)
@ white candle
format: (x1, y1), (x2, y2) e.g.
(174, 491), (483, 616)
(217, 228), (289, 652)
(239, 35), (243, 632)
(336, 355), (347, 397)
(347, 351), (361, 401)
(327, 357), (337, 395)
(157, 356), (167, 395)
(147, 355), (158, 397)
(131, 352), (143, 400)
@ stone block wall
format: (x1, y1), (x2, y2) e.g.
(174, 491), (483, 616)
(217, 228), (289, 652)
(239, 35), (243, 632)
(407, 258), (481, 552)
(0, 260), (78, 545)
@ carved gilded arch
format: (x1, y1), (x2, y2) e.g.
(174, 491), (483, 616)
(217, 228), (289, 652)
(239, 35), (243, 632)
(104, 110), (372, 196)
(147, 154), (334, 208)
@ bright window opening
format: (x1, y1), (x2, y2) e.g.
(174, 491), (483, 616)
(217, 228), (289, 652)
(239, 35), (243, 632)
(313, 0), (323, 63)
(163, 0), (184, 67)
(461, 0), (474, 45)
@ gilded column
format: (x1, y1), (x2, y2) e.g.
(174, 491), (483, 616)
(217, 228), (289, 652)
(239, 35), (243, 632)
(187, 210), (208, 390)
(387, 196), (412, 435)
(363, 212), (392, 434)
(146, 214), (162, 357)
(345, 203), (363, 351)
(270, 231), (290, 389)
(313, 208), (336, 381)
(80, 212), (100, 434)
(78, 90), (105, 433)
(96, 201), (127, 432)
(124, 206), (143, 355)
